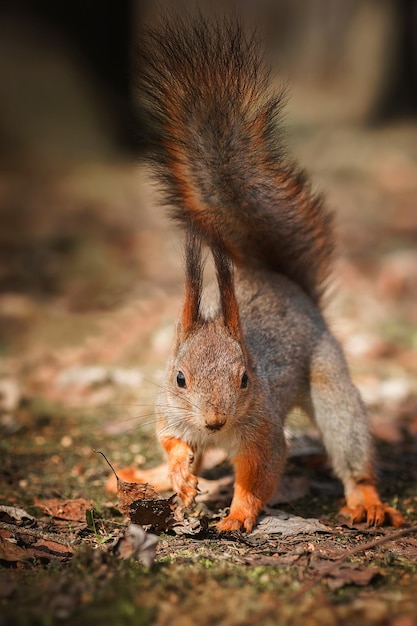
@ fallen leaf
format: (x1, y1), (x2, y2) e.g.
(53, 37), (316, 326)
(0, 536), (31, 564)
(34, 497), (94, 522)
(97, 450), (174, 529)
(171, 516), (208, 536)
(324, 563), (382, 591)
(111, 524), (158, 568)
(26, 539), (73, 561)
(250, 510), (330, 537)
(0, 505), (36, 526)
(129, 495), (175, 531)
(0, 526), (73, 564)
(98, 450), (160, 508)
(117, 480), (161, 517)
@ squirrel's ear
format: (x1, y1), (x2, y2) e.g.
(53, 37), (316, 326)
(180, 226), (203, 339)
(211, 240), (243, 342)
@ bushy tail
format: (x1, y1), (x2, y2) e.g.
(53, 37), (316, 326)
(138, 15), (334, 303)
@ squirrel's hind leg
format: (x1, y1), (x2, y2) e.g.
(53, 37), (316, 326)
(307, 333), (404, 528)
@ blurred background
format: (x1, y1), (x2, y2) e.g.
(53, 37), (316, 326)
(1, 0), (416, 297)
(0, 0), (416, 445)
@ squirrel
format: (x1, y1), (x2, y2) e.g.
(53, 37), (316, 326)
(137, 15), (404, 532)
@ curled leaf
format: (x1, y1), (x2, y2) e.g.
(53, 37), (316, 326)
(0, 506), (36, 526)
(111, 524), (158, 568)
(171, 516), (208, 536)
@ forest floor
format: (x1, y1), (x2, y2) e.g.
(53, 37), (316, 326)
(1, 121), (417, 626)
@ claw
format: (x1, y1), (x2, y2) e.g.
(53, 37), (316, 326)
(341, 482), (404, 527)
(339, 504), (366, 525)
(216, 514), (256, 533)
(170, 467), (198, 507)
(216, 517), (242, 532)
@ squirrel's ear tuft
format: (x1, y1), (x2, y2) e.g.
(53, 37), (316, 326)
(181, 225), (204, 338)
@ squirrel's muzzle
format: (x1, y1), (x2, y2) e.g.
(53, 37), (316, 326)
(205, 419), (226, 432)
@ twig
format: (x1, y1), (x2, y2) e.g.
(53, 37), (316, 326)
(95, 449), (119, 480)
(0, 521), (76, 549)
(292, 524), (417, 599)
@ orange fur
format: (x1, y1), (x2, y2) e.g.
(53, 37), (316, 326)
(161, 436), (198, 506)
(342, 481), (404, 528)
(217, 444), (280, 533)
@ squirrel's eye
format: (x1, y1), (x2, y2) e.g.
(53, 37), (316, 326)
(176, 371), (187, 388)
(240, 371), (249, 389)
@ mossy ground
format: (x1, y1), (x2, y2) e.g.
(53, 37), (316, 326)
(1, 380), (417, 625)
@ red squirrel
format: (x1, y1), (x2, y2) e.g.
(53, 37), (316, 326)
(137, 15), (404, 532)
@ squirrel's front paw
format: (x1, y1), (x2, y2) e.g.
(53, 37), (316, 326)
(170, 466), (198, 507)
(162, 437), (198, 507)
(216, 514), (256, 533)
(216, 488), (264, 532)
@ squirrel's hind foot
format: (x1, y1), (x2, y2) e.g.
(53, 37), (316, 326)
(339, 503), (404, 528)
(340, 482), (404, 528)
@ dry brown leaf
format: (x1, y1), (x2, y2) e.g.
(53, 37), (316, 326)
(0, 536), (31, 564)
(129, 495), (175, 531)
(324, 564), (382, 591)
(97, 450), (174, 529)
(26, 539), (73, 561)
(34, 497), (93, 522)
(116, 480), (161, 517)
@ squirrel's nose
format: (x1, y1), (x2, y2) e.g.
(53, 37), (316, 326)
(205, 419), (226, 432)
